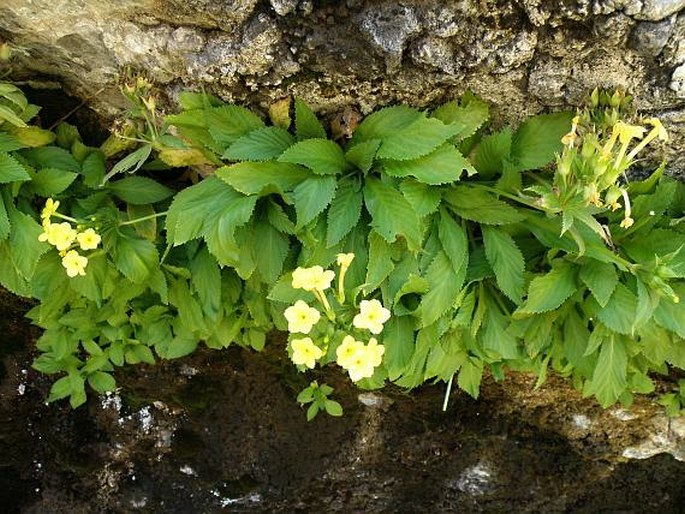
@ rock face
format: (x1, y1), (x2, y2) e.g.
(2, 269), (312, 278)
(1, 0), (684, 173)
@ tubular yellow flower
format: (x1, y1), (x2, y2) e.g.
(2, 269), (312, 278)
(620, 216), (634, 229)
(292, 265), (336, 292)
(336, 335), (365, 369)
(353, 299), (391, 334)
(626, 117), (669, 161)
(290, 337), (323, 369)
(336, 253), (355, 268)
(284, 300), (321, 334)
(41, 198), (60, 219)
(76, 228), (101, 251)
(61, 250), (88, 277)
(52, 222), (78, 252)
(336, 253), (355, 303)
(614, 121), (646, 145)
(366, 338), (385, 367)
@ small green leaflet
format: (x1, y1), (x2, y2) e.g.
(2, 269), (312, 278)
(279, 138), (349, 175)
(190, 247), (222, 320)
(326, 177), (363, 247)
(510, 112), (573, 171)
(382, 144), (475, 184)
(517, 262), (576, 315)
(444, 186), (525, 225)
(292, 175), (338, 228)
(352, 105), (423, 143)
(474, 128), (512, 178)
(207, 105), (265, 148)
(593, 283), (637, 335)
(295, 98), (327, 140)
(363, 177), (422, 251)
(584, 336), (628, 407)
(106, 144), (151, 180)
(417, 250), (463, 327)
(107, 176), (173, 205)
(0, 152), (30, 182)
(345, 139), (380, 173)
(579, 259), (618, 308)
(458, 357), (483, 398)
(400, 180), (441, 218)
(365, 230), (394, 292)
(482, 226), (525, 304)
(437, 209), (468, 274)
(113, 235), (158, 283)
(222, 126), (295, 161)
(430, 92), (489, 141)
(0, 194), (9, 240)
(253, 219), (289, 284)
(376, 117), (463, 161)
(217, 162), (309, 196)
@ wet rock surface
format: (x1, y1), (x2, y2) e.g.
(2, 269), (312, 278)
(2, 291), (685, 513)
(1, 1), (685, 174)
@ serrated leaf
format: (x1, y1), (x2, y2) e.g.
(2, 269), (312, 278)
(0, 152), (30, 182)
(481, 298), (520, 359)
(579, 259), (618, 308)
(204, 195), (258, 267)
(21, 146), (80, 172)
(295, 98), (326, 140)
(431, 92), (489, 140)
(292, 175), (337, 228)
(88, 371), (116, 393)
(376, 117), (463, 161)
(438, 208), (468, 273)
(352, 105), (423, 143)
(444, 185), (525, 225)
(207, 105), (265, 148)
(177, 91), (223, 110)
(8, 207), (47, 280)
(594, 283), (636, 335)
(518, 263), (576, 314)
(399, 179), (441, 218)
(417, 250), (462, 327)
(365, 230), (394, 292)
(107, 144), (151, 179)
(482, 226), (524, 304)
(190, 246), (222, 320)
(383, 144), (474, 184)
(586, 337), (627, 407)
(113, 235), (158, 283)
(364, 177), (422, 251)
(654, 284), (685, 338)
(253, 220), (289, 284)
(458, 357), (483, 398)
(216, 161), (309, 196)
(0, 195), (9, 240)
(345, 139), (380, 173)
(511, 112), (573, 171)
(279, 138), (348, 175)
(222, 126), (295, 161)
(107, 176), (173, 205)
(326, 176), (363, 246)
(474, 128), (512, 178)
(383, 316), (416, 381)
(30, 168), (78, 195)
(0, 104), (27, 127)
(0, 133), (24, 152)
(266, 199), (296, 234)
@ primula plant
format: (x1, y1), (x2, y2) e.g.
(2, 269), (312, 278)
(1, 80), (685, 418)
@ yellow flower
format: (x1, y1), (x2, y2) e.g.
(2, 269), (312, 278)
(613, 121), (646, 145)
(336, 335), (365, 369)
(620, 216), (634, 229)
(366, 338), (385, 367)
(336, 253), (355, 268)
(41, 198), (60, 219)
(283, 300), (321, 334)
(291, 265), (335, 291)
(76, 228), (101, 251)
(290, 337), (323, 369)
(645, 117), (668, 142)
(39, 221), (77, 251)
(61, 250), (88, 277)
(353, 299), (391, 334)
(345, 345), (377, 382)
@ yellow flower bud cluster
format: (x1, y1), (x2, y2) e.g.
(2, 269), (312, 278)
(37, 198), (101, 277)
(284, 256), (388, 381)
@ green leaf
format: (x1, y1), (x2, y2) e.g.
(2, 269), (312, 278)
(326, 177), (363, 246)
(113, 236), (158, 283)
(279, 138), (348, 175)
(438, 209), (468, 274)
(0, 194), (9, 240)
(458, 357), (483, 398)
(474, 128), (512, 178)
(222, 126), (294, 161)
(517, 263), (576, 314)
(0, 133), (24, 152)
(295, 98), (327, 140)
(107, 176), (173, 204)
(10, 126), (56, 148)
(417, 250), (463, 327)
(481, 299), (520, 359)
(382, 144), (474, 184)
(654, 284), (685, 338)
(579, 260), (618, 308)
(482, 226), (525, 304)
(205, 195), (259, 267)
(88, 371), (116, 393)
(292, 175), (337, 228)
(383, 316), (416, 381)
(324, 400), (343, 417)
(399, 179), (441, 218)
(363, 177), (422, 251)
(29, 168), (78, 195)
(177, 91), (223, 110)
(165, 331), (200, 359)
(216, 161), (309, 196)
(190, 247), (222, 320)
(345, 139), (380, 173)
(0, 152), (30, 182)
(253, 220), (289, 284)
(594, 283), (637, 335)
(169, 280), (207, 335)
(585, 337), (628, 407)
(365, 230), (394, 291)
(431, 92), (489, 140)
(107, 144), (152, 178)
(8, 207), (47, 280)
(376, 117), (463, 161)
(510, 112), (573, 171)
(352, 106), (423, 143)
(0, 104), (27, 127)
(444, 186), (525, 225)
(207, 105), (265, 148)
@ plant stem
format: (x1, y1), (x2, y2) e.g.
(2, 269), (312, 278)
(442, 375), (454, 412)
(119, 211), (167, 226)
(52, 212), (78, 223)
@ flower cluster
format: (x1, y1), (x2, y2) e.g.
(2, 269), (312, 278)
(284, 256), (388, 382)
(38, 198), (101, 277)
